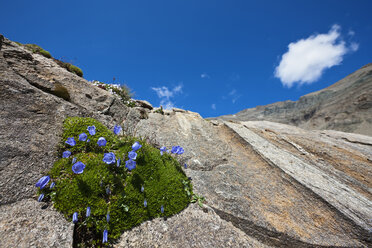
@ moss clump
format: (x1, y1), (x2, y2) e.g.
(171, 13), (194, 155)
(43, 117), (192, 246)
(66, 63), (83, 77)
(24, 44), (52, 58)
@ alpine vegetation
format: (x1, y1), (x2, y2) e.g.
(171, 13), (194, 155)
(35, 117), (192, 246)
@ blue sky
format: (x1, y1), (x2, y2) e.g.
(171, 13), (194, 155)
(1, 0), (371, 117)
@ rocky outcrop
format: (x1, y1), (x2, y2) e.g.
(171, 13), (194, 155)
(1, 34), (371, 247)
(129, 111), (371, 247)
(0, 36), (129, 247)
(214, 64), (372, 136)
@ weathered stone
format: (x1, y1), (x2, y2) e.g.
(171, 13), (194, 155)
(0, 199), (73, 248)
(134, 99), (153, 110)
(132, 113), (371, 247)
(115, 204), (268, 248)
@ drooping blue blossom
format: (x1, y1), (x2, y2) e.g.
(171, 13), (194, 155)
(144, 199), (147, 207)
(103, 152), (116, 165)
(171, 146), (184, 155)
(125, 159), (136, 171)
(106, 187), (111, 195)
(50, 182), (56, 189)
(97, 137), (107, 147)
(79, 133), (88, 141)
(86, 206), (91, 217)
(106, 213), (110, 222)
(72, 161), (86, 174)
(117, 158), (121, 167)
(113, 125), (122, 135)
(65, 137), (76, 146)
(161, 205), (164, 213)
(128, 151), (137, 160)
(103, 229), (108, 243)
(87, 125), (96, 135)
(38, 194), (44, 202)
(132, 141), (142, 151)
(35, 175), (50, 189)
(72, 157), (77, 164)
(184, 163), (187, 169)
(160, 146), (167, 156)
(177, 147), (184, 155)
(62, 150), (71, 158)
(141, 186), (144, 193)
(73, 212), (78, 224)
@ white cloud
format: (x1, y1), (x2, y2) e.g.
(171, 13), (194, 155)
(275, 24), (359, 88)
(201, 73), (210, 79)
(151, 84), (183, 110)
(228, 88), (241, 103)
(211, 103), (216, 110)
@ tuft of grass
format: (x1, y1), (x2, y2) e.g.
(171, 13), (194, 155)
(24, 44), (52, 58)
(54, 60), (84, 77)
(66, 63), (83, 77)
(42, 117), (192, 246)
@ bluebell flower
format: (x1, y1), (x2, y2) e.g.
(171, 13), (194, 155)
(144, 199), (147, 207)
(35, 175), (50, 189)
(125, 159), (136, 171)
(97, 137), (107, 147)
(161, 205), (164, 213)
(73, 212), (78, 224)
(72, 157), (77, 164)
(141, 186), (144, 193)
(50, 182), (56, 189)
(117, 158), (121, 167)
(65, 137), (76, 146)
(103, 229), (108, 243)
(87, 125), (96, 135)
(128, 151), (137, 160)
(106, 187), (111, 195)
(62, 150), (71, 158)
(38, 194), (44, 202)
(103, 152), (116, 165)
(177, 147), (184, 155)
(113, 125), (122, 135)
(106, 213), (110, 222)
(132, 141), (142, 151)
(171, 146), (184, 154)
(86, 206), (91, 217)
(184, 163), (187, 169)
(72, 161), (86, 174)
(87, 139), (90, 143)
(79, 133), (88, 141)
(160, 146), (166, 156)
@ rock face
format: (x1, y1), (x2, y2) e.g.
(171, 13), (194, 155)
(0, 34), (371, 247)
(214, 64), (372, 136)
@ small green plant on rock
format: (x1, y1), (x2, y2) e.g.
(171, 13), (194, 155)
(90, 80), (134, 107)
(35, 117), (192, 247)
(24, 44), (52, 58)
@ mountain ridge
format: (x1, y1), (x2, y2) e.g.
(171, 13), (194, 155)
(213, 63), (372, 136)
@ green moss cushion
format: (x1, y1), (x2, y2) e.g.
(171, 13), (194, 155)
(40, 117), (192, 246)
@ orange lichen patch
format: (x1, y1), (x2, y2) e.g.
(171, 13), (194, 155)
(263, 211), (311, 239)
(290, 136), (372, 199)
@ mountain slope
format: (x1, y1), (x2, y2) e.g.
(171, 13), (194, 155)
(215, 64), (372, 136)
